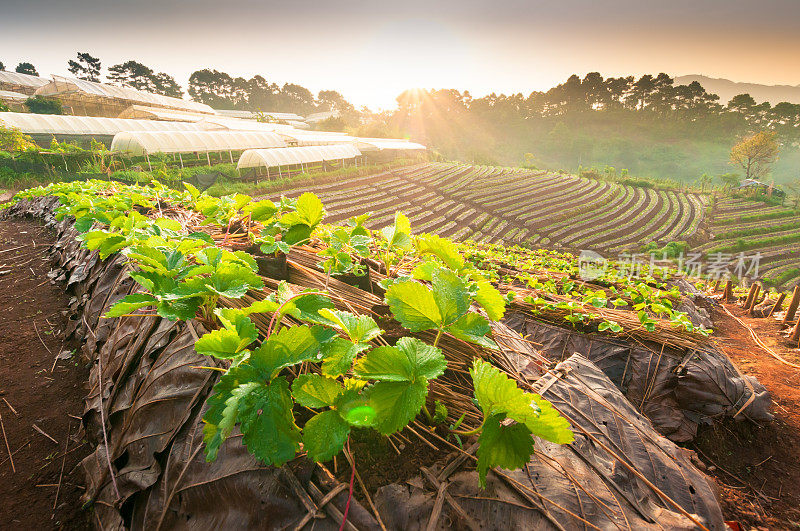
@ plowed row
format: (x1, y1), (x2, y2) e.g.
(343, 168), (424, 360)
(262, 162), (704, 252)
(701, 197), (800, 290)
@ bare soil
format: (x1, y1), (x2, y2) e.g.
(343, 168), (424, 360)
(695, 304), (800, 529)
(0, 218), (91, 530)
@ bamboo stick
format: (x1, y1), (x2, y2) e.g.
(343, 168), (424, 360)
(781, 286), (800, 327)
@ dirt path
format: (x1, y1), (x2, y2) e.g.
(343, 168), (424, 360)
(694, 303), (800, 529)
(0, 218), (90, 529)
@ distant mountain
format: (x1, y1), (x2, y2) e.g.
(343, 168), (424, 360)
(675, 75), (800, 105)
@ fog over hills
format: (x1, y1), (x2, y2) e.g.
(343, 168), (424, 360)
(676, 75), (800, 105)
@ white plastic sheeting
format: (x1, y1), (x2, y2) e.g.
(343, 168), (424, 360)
(199, 116), (296, 133)
(34, 75), (215, 115)
(355, 138), (427, 152)
(0, 71), (50, 93)
(0, 112), (202, 135)
(117, 105), (211, 122)
(238, 145), (361, 169)
(278, 131), (355, 146)
(111, 130), (286, 155)
(215, 109), (305, 121)
(0, 112), (206, 136)
(0, 90), (29, 101)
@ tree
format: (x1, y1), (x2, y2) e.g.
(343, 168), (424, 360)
(786, 178), (800, 209)
(730, 131), (779, 181)
(67, 52), (101, 82)
(25, 96), (62, 115)
(0, 61), (5, 71)
(698, 173), (713, 192)
(108, 61), (183, 97)
(188, 69), (240, 108)
(15, 62), (38, 76)
(717, 172), (741, 190)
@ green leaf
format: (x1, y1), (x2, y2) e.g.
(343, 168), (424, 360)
(157, 296), (203, 321)
(318, 308), (382, 344)
(385, 280), (442, 332)
(365, 380), (428, 435)
(249, 325), (324, 380)
(244, 199), (277, 221)
(292, 374), (343, 408)
(476, 414), (534, 488)
(415, 234), (465, 271)
(380, 212), (412, 251)
(202, 365), (260, 462)
(449, 313), (497, 350)
(354, 337), (446, 382)
(430, 268), (470, 326)
(470, 359), (534, 420)
(335, 390), (377, 427)
(238, 377), (301, 466)
(303, 410), (350, 462)
(104, 293), (157, 318)
(470, 360), (573, 445)
(474, 280), (506, 322)
(195, 317), (257, 359)
(294, 192), (324, 227)
(320, 338), (367, 378)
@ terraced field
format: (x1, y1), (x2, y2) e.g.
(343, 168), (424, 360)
(263, 161), (706, 252)
(697, 197), (800, 290)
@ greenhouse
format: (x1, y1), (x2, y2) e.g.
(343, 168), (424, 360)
(0, 90), (29, 112)
(0, 112), (208, 146)
(355, 138), (427, 151)
(277, 130), (355, 146)
(214, 109), (305, 122)
(33, 75), (216, 117)
(110, 130), (287, 156)
(0, 70), (50, 95)
(116, 105), (212, 122)
(237, 144), (361, 177)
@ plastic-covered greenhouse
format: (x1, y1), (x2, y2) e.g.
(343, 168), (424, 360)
(0, 70), (50, 95)
(237, 145), (361, 169)
(110, 130), (286, 155)
(355, 138), (427, 152)
(33, 75), (215, 117)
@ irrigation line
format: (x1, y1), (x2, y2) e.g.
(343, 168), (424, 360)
(722, 305), (800, 369)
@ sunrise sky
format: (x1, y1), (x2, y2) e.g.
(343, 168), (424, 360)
(1, 0), (799, 109)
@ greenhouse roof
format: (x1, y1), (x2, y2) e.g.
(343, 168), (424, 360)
(0, 90), (29, 102)
(355, 138), (427, 151)
(117, 105), (212, 122)
(0, 112), (207, 136)
(214, 109), (305, 121)
(0, 71), (50, 92)
(237, 145), (361, 169)
(110, 130), (287, 155)
(34, 76), (215, 115)
(277, 131), (356, 146)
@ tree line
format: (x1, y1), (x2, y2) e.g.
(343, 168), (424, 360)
(0, 53), (359, 119)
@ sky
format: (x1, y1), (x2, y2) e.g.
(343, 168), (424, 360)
(1, 0), (799, 109)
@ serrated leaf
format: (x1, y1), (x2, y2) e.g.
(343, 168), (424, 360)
(157, 297), (203, 321)
(303, 410), (350, 462)
(104, 293), (157, 318)
(318, 308), (382, 343)
(474, 280), (506, 322)
(295, 192), (324, 227)
(292, 374), (343, 408)
(431, 268), (470, 326)
(385, 280), (442, 332)
(365, 380), (428, 435)
(244, 199), (277, 221)
(449, 313), (498, 350)
(354, 337), (446, 382)
(380, 212), (412, 251)
(320, 338), (366, 378)
(202, 365), (260, 462)
(238, 377), (301, 466)
(415, 234), (465, 271)
(476, 414), (534, 488)
(249, 325), (324, 380)
(195, 317), (257, 359)
(526, 395), (574, 444)
(335, 389), (376, 427)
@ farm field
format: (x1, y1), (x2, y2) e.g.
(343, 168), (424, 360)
(698, 197), (800, 291)
(261, 161), (708, 253)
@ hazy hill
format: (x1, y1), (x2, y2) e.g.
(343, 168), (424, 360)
(676, 75), (800, 105)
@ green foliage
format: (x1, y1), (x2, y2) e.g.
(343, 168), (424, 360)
(24, 96), (63, 115)
(470, 359), (573, 487)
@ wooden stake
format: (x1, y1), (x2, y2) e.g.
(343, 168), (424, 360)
(781, 286), (800, 327)
(713, 279), (721, 292)
(744, 283), (759, 310)
(722, 280), (733, 301)
(747, 284), (761, 313)
(768, 292), (787, 317)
